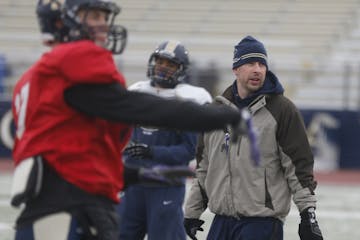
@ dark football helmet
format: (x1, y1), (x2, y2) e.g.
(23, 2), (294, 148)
(62, 0), (127, 54)
(147, 40), (190, 88)
(36, 0), (69, 45)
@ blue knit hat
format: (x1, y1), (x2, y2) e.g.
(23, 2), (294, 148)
(232, 36), (268, 69)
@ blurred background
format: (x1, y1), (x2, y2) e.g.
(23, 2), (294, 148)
(2, 0), (360, 170)
(1, 1), (360, 240)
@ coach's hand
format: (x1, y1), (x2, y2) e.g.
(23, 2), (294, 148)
(298, 207), (323, 240)
(124, 143), (153, 159)
(184, 218), (204, 240)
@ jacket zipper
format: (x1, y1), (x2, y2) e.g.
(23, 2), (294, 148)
(227, 132), (242, 215)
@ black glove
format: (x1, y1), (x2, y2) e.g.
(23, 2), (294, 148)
(124, 143), (153, 159)
(184, 218), (204, 240)
(299, 207), (323, 240)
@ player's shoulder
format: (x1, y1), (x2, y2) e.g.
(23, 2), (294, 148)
(175, 83), (212, 104)
(268, 94), (296, 110)
(13, 65), (35, 95)
(51, 40), (109, 59)
(128, 80), (151, 91)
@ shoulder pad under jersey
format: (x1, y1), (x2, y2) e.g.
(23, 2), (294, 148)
(128, 81), (150, 91)
(174, 84), (212, 105)
(128, 81), (178, 99)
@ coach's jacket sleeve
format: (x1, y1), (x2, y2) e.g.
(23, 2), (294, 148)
(276, 99), (317, 212)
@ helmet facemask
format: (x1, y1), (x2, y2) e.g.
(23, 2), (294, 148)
(147, 41), (190, 88)
(106, 24), (127, 54)
(148, 56), (186, 88)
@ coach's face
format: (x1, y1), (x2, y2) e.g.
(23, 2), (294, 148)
(233, 61), (266, 98)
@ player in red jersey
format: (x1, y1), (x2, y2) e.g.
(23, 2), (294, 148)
(11, 1), (244, 239)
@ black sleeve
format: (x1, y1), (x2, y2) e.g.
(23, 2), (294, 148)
(63, 83), (240, 132)
(123, 165), (140, 189)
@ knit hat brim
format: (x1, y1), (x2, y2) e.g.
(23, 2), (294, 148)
(232, 53), (267, 69)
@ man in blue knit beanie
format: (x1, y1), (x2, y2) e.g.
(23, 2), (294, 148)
(184, 35), (323, 240)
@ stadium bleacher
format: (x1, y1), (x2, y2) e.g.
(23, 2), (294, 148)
(1, 0), (360, 109)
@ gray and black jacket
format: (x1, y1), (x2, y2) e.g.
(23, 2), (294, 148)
(184, 71), (317, 222)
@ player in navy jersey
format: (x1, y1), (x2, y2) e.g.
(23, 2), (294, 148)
(117, 40), (212, 240)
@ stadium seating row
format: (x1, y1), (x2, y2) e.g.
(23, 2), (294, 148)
(1, 0), (360, 109)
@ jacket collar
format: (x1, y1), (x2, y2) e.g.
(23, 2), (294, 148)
(215, 93), (266, 115)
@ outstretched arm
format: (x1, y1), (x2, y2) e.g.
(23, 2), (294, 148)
(64, 83), (240, 132)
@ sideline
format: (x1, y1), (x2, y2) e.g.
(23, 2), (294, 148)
(0, 222), (12, 230)
(2, 199), (359, 219)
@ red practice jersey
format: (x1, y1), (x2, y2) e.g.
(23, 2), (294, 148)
(12, 40), (132, 202)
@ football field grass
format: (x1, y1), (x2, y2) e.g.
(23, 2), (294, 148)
(1, 173), (360, 240)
